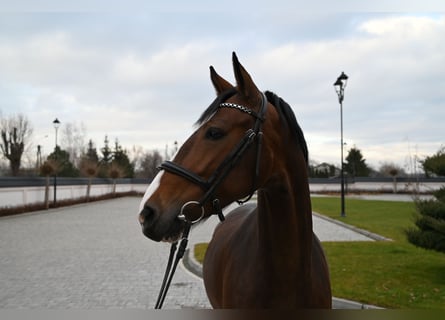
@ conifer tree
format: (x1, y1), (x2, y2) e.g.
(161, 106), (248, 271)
(47, 146), (80, 177)
(85, 139), (99, 163)
(100, 135), (113, 164)
(407, 187), (445, 254)
(112, 138), (134, 178)
(344, 147), (371, 177)
(421, 147), (445, 177)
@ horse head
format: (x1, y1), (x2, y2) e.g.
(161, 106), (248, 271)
(138, 53), (278, 242)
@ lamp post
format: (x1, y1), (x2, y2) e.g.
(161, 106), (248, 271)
(53, 118), (60, 206)
(334, 72), (348, 217)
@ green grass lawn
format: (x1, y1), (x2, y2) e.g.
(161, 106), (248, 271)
(195, 196), (445, 309)
(312, 197), (445, 309)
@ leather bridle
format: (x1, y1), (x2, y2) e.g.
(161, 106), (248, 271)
(154, 92), (268, 309)
(158, 91), (268, 224)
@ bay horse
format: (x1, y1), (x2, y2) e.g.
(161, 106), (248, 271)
(138, 52), (331, 308)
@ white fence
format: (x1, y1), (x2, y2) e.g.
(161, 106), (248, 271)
(1, 179), (443, 209)
(309, 180), (444, 194)
(0, 183), (149, 208)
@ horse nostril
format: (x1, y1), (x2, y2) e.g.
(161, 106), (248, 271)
(139, 205), (156, 227)
(138, 214), (145, 225)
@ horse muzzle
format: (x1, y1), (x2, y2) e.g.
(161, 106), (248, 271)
(139, 205), (187, 243)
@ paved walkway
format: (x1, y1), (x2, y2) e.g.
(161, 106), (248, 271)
(0, 197), (379, 309)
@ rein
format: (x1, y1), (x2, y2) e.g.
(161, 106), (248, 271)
(154, 222), (191, 309)
(154, 92), (268, 309)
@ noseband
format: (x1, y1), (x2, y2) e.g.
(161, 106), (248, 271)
(158, 92), (268, 223)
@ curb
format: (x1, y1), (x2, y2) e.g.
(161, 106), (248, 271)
(183, 248), (203, 279)
(312, 212), (392, 242)
(183, 248), (383, 309)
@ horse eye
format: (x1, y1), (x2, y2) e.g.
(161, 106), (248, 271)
(205, 127), (226, 140)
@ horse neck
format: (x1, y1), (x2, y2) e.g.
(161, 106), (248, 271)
(257, 149), (313, 278)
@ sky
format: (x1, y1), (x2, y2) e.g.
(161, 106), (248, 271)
(1, 1), (444, 172)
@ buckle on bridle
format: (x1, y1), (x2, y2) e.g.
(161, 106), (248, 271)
(212, 198), (225, 222)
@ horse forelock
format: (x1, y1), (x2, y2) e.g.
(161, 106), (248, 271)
(265, 91), (309, 164)
(196, 88), (237, 126)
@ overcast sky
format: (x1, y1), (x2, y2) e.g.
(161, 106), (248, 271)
(1, 1), (444, 172)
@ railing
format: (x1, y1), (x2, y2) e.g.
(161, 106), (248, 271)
(0, 177), (149, 188)
(308, 177), (445, 194)
(0, 176), (443, 208)
(0, 177), (150, 208)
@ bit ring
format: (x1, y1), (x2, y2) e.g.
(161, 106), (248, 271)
(178, 201), (205, 224)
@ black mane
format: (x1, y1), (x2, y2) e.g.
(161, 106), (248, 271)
(265, 91), (309, 163)
(196, 89), (308, 164)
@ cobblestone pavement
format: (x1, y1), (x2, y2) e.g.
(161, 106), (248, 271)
(0, 197), (375, 309)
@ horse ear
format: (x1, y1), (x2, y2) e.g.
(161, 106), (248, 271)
(232, 52), (262, 104)
(210, 66), (234, 95)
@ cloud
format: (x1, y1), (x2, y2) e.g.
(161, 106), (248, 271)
(0, 12), (444, 172)
(231, 15), (445, 168)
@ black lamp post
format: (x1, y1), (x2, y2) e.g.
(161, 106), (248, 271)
(334, 72), (348, 217)
(53, 118), (60, 206)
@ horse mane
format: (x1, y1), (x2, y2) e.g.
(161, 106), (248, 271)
(265, 91), (309, 164)
(196, 89), (308, 164)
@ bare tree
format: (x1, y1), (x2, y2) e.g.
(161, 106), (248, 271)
(0, 113), (33, 176)
(39, 159), (59, 209)
(379, 162), (406, 193)
(128, 145), (144, 172)
(138, 150), (164, 181)
(61, 121), (86, 168)
(108, 163), (124, 195)
(79, 158), (99, 202)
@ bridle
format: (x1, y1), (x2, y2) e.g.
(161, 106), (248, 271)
(154, 92), (268, 309)
(158, 91), (268, 224)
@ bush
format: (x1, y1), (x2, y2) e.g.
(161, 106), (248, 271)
(407, 187), (445, 253)
(433, 187), (445, 203)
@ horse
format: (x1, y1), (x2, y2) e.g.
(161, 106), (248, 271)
(138, 52), (332, 308)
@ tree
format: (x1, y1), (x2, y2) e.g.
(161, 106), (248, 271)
(98, 135), (113, 178)
(406, 187), (445, 254)
(112, 138), (134, 178)
(344, 147), (371, 177)
(138, 150), (163, 181)
(100, 135), (113, 164)
(79, 140), (100, 201)
(379, 162), (406, 193)
(421, 147), (445, 177)
(61, 121), (86, 167)
(47, 146), (80, 177)
(128, 145), (144, 173)
(108, 163), (124, 195)
(84, 139), (99, 162)
(39, 159), (59, 209)
(0, 113), (33, 176)
(79, 158), (99, 202)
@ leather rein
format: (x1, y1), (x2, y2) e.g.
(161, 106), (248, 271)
(154, 92), (268, 309)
